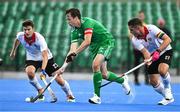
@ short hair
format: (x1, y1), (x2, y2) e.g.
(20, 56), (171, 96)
(65, 8), (81, 19)
(22, 20), (34, 28)
(138, 10), (144, 14)
(128, 18), (143, 27)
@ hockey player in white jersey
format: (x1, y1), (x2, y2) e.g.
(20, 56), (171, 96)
(10, 20), (75, 103)
(128, 18), (174, 105)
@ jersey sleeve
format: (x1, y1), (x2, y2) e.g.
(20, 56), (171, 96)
(131, 36), (144, 51)
(83, 20), (94, 35)
(37, 33), (48, 52)
(149, 25), (165, 39)
(16, 32), (24, 40)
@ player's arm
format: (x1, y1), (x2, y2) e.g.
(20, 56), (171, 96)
(131, 37), (151, 64)
(41, 50), (48, 70)
(66, 28), (92, 63)
(65, 42), (78, 63)
(40, 49), (49, 77)
(38, 34), (49, 76)
(74, 33), (92, 54)
(140, 48), (151, 60)
(10, 38), (20, 59)
(69, 42), (78, 54)
(66, 34), (92, 63)
(156, 33), (172, 52)
(152, 25), (172, 52)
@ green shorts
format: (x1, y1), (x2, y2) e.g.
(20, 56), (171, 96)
(89, 39), (115, 61)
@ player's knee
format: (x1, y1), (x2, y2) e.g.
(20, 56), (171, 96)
(149, 79), (159, 87)
(25, 69), (35, 79)
(101, 71), (108, 79)
(92, 63), (100, 71)
(102, 74), (107, 79)
(55, 76), (64, 86)
(158, 63), (169, 75)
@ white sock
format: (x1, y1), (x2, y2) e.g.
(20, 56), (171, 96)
(29, 76), (42, 91)
(61, 80), (73, 96)
(162, 72), (171, 89)
(154, 82), (165, 97)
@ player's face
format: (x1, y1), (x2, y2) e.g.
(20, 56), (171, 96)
(23, 26), (34, 38)
(138, 12), (145, 21)
(66, 13), (80, 27)
(129, 25), (144, 39)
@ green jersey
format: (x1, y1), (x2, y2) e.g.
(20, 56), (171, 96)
(70, 17), (115, 59)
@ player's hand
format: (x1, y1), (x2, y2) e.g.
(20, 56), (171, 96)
(66, 52), (77, 63)
(40, 74), (46, 80)
(41, 69), (47, 78)
(152, 50), (160, 61)
(144, 57), (152, 66)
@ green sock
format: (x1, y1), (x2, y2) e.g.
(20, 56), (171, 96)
(107, 71), (124, 84)
(93, 71), (102, 97)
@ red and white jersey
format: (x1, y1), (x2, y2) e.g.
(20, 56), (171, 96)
(16, 32), (53, 61)
(131, 24), (172, 55)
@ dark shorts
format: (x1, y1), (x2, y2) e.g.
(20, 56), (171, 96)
(25, 58), (59, 76)
(147, 50), (173, 74)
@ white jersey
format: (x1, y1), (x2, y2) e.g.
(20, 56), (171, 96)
(131, 24), (172, 55)
(16, 32), (53, 61)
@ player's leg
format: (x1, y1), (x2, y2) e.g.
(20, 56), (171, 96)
(157, 64), (174, 105)
(25, 61), (44, 101)
(148, 51), (174, 105)
(158, 50), (174, 105)
(55, 75), (75, 102)
(89, 54), (104, 104)
(46, 58), (75, 102)
(149, 74), (165, 96)
(148, 60), (167, 104)
(101, 61), (131, 95)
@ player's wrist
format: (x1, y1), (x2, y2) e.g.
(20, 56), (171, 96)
(41, 69), (47, 76)
(156, 49), (161, 53)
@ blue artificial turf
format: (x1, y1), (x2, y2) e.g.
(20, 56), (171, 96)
(0, 79), (179, 112)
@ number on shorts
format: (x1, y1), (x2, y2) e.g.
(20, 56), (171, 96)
(53, 63), (58, 69)
(165, 56), (170, 60)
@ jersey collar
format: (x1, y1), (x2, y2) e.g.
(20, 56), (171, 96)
(143, 26), (149, 41)
(24, 33), (36, 45)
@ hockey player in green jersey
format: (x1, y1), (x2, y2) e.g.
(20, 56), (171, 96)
(59, 8), (131, 104)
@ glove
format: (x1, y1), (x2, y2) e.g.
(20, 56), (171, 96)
(152, 50), (160, 61)
(66, 52), (76, 63)
(41, 69), (48, 77)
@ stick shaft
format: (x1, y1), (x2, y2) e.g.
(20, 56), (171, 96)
(99, 62), (146, 88)
(41, 76), (56, 98)
(31, 74), (58, 102)
(124, 61), (146, 75)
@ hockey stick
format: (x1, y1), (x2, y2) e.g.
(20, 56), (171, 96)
(30, 63), (69, 103)
(99, 61), (147, 88)
(40, 75), (57, 103)
(30, 73), (58, 102)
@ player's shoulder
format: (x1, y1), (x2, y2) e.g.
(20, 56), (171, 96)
(16, 32), (24, 37)
(34, 32), (44, 38)
(131, 36), (137, 42)
(82, 17), (92, 21)
(146, 24), (159, 31)
(82, 17), (95, 24)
